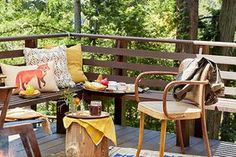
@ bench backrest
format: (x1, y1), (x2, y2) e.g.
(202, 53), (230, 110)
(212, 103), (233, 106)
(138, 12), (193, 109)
(0, 33), (236, 98)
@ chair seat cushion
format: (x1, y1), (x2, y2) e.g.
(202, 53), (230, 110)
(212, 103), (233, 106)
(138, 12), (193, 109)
(138, 101), (201, 120)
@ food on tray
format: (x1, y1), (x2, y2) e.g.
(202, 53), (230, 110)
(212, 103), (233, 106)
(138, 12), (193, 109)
(95, 74), (103, 83)
(101, 78), (108, 86)
(19, 85), (40, 96)
(84, 81), (107, 91)
(107, 81), (118, 91)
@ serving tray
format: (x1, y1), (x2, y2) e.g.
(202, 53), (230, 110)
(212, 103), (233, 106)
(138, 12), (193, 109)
(65, 110), (110, 119)
(19, 93), (41, 99)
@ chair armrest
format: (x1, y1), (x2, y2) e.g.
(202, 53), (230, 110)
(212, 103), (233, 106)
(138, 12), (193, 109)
(134, 71), (178, 102)
(162, 80), (209, 120)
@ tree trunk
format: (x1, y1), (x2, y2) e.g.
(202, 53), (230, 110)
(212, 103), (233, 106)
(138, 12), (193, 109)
(217, 0), (236, 56)
(74, 0), (81, 33)
(66, 123), (108, 157)
(216, 0), (236, 141)
(175, 0), (199, 138)
(176, 0), (199, 54)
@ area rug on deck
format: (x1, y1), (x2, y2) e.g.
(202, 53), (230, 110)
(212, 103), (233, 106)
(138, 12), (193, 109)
(109, 147), (202, 157)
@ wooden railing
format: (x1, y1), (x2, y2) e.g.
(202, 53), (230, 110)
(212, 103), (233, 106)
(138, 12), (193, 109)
(1, 33), (236, 94)
(0, 33), (236, 145)
(1, 33), (236, 96)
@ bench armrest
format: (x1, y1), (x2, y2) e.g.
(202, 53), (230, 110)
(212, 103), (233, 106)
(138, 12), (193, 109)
(134, 71), (178, 102)
(162, 80), (209, 120)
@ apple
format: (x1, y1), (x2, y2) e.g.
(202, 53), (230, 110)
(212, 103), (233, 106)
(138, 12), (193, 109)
(25, 85), (35, 95)
(100, 78), (108, 86)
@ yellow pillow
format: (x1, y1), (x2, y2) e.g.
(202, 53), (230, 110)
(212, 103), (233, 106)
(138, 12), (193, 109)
(66, 44), (87, 83)
(44, 44), (87, 83)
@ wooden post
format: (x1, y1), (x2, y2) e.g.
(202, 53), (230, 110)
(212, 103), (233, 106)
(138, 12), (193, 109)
(25, 39), (37, 48)
(113, 40), (128, 125)
(56, 100), (69, 134)
(113, 40), (128, 76)
(66, 122), (108, 157)
(176, 120), (190, 147)
(114, 97), (122, 125)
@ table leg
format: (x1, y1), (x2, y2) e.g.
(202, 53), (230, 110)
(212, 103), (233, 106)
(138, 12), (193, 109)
(114, 97), (122, 125)
(83, 92), (92, 105)
(176, 120), (190, 147)
(194, 118), (203, 137)
(31, 104), (37, 128)
(56, 100), (69, 134)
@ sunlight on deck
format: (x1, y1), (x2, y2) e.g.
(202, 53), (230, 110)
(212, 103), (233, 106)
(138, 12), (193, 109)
(7, 124), (236, 157)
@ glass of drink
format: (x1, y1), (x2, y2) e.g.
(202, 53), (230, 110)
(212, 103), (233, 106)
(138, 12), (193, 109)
(89, 100), (102, 116)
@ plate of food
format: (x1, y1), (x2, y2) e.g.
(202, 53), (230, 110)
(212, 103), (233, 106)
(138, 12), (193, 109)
(19, 85), (41, 99)
(83, 81), (107, 91)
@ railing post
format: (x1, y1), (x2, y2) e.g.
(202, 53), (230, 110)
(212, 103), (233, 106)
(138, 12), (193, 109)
(198, 45), (209, 55)
(113, 40), (128, 76)
(176, 121), (190, 147)
(113, 39), (128, 125)
(25, 39), (38, 48)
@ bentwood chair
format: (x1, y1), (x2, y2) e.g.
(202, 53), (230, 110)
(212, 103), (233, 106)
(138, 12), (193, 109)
(0, 86), (41, 157)
(135, 64), (212, 157)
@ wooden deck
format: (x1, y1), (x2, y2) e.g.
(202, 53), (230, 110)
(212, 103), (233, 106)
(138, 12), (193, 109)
(7, 123), (236, 157)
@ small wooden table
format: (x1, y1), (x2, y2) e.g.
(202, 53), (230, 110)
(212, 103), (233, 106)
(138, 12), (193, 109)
(65, 113), (111, 157)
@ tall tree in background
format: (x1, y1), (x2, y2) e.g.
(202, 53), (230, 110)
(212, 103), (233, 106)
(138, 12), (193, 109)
(218, 0), (236, 55)
(217, 0), (236, 142)
(74, 0), (81, 33)
(175, 0), (199, 53)
(175, 0), (199, 138)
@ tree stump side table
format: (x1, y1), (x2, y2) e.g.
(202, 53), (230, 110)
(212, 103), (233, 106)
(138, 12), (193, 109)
(65, 119), (109, 157)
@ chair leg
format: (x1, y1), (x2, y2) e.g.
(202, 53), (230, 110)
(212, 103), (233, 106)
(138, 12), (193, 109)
(26, 128), (42, 157)
(136, 112), (145, 157)
(201, 116), (212, 157)
(159, 120), (167, 157)
(20, 133), (33, 157)
(176, 120), (185, 154)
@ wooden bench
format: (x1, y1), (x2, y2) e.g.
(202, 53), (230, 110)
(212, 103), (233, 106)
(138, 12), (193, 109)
(1, 33), (236, 146)
(0, 37), (83, 134)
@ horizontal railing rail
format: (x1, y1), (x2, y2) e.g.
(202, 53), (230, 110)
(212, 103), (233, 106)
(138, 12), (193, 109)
(0, 32), (235, 47)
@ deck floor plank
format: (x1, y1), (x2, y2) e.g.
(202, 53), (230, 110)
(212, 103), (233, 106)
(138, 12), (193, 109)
(7, 124), (236, 157)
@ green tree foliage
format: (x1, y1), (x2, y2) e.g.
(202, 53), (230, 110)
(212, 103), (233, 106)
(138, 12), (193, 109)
(0, 0), (74, 36)
(0, 0), (235, 142)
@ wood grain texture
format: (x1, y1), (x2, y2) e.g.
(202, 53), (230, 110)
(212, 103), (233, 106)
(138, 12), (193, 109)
(65, 123), (108, 157)
(138, 101), (201, 120)
(7, 124), (236, 157)
(159, 120), (167, 157)
(82, 45), (196, 61)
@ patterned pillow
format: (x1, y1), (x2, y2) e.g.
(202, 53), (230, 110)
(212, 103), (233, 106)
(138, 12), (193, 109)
(23, 45), (75, 88)
(0, 61), (59, 93)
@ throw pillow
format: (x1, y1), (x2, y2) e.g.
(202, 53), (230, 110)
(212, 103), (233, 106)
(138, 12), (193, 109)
(65, 44), (87, 83)
(23, 45), (75, 88)
(0, 61), (59, 93)
(44, 44), (87, 83)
